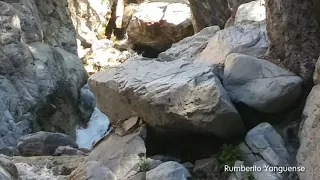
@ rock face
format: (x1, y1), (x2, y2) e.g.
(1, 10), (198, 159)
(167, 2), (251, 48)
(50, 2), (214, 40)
(146, 161), (191, 180)
(34, 0), (77, 54)
(29, 43), (88, 137)
(88, 124), (146, 179)
(17, 131), (78, 156)
(234, 0), (266, 26)
(297, 85), (320, 180)
(198, 24), (268, 69)
(67, 0), (113, 45)
(89, 26), (245, 138)
(223, 53), (302, 113)
(35, 0), (113, 54)
(0, 0), (88, 147)
(127, 2), (194, 51)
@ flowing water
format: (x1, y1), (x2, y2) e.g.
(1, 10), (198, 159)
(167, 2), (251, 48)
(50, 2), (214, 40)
(76, 107), (110, 149)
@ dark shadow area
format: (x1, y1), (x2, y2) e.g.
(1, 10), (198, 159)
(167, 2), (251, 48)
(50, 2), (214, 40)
(146, 126), (244, 163)
(132, 44), (163, 58)
(234, 102), (288, 129)
(234, 86), (309, 130)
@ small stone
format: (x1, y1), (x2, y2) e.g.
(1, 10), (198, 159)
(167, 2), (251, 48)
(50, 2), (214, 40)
(193, 158), (219, 178)
(146, 161), (191, 180)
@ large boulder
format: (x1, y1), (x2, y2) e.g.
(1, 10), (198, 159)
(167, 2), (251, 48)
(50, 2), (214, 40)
(158, 26), (220, 62)
(197, 24), (268, 70)
(0, 0), (88, 147)
(297, 85), (320, 180)
(233, 123), (290, 180)
(234, 0), (266, 26)
(88, 26), (245, 138)
(223, 53), (302, 113)
(243, 123), (289, 167)
(89, 58), (245, 138)
(17, 131), (78, 156)
(127, 2), (194, 51)
(88, 123), (146, 179)
(146, 161), (191, 180)
(68, 161), (117, 180)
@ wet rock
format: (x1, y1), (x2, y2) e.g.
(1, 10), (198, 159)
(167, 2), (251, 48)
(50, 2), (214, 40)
(79, 84), (96, 121)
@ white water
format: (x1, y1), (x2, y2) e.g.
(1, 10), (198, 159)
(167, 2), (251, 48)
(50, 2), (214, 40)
(76, 107), (110, 149)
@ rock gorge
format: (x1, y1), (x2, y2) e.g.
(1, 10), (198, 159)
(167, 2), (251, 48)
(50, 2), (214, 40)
(0, 0), (319, 180)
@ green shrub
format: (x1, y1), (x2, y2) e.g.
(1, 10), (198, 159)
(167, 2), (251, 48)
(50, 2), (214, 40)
(246, 171), (254, 180)
(140, 155), (149, 172)
(218, 143), (240, 169)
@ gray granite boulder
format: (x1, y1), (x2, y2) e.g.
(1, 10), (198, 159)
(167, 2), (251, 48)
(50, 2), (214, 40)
(146, 161), (191, 180)
(223, 53), (302, 113)
(69, 161), (117, 180)
(17, 131), (78, 156)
